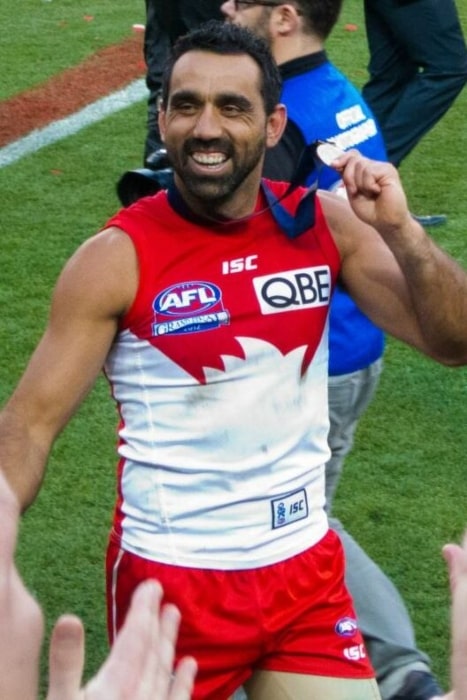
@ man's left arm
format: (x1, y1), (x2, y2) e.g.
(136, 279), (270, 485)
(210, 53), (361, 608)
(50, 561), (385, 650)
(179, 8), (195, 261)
(322, 151), (467, 366)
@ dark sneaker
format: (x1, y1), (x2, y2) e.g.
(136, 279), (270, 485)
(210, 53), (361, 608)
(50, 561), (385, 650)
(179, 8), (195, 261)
(412, 213), (447, 227)
(390, 670), (443, 700)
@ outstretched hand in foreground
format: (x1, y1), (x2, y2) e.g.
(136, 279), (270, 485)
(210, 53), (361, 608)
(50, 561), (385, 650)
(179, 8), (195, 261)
(442, 533), (467, 700)
(47, 580), (197, 700)
(0, 469), (196, 700)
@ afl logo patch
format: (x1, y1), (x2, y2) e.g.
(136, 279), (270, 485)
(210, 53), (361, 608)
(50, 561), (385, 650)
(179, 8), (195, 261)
(335, 617), (358, 637)
(152, 281), (230, 336)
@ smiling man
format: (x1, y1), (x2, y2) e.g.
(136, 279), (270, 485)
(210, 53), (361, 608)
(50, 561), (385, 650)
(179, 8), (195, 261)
(2, 21), (467, 700)
(160, 50), (270, 208)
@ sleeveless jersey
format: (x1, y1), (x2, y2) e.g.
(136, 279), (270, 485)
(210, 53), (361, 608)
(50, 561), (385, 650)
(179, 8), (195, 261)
(103, 181), (341, 569)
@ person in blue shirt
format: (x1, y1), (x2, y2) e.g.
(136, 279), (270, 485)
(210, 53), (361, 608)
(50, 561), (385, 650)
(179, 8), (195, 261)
(221, 2), (442, 700)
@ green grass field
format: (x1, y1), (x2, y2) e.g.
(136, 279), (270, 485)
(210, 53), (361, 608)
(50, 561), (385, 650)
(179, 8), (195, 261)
(1, 0), (466, 696)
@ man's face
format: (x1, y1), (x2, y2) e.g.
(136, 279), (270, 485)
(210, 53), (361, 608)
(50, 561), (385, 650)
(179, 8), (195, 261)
(221, 1), (273, 43)
(159, 50), (269, 211)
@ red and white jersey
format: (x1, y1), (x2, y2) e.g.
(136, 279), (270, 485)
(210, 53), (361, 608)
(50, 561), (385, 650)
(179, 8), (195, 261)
(103, 181), (341, 569)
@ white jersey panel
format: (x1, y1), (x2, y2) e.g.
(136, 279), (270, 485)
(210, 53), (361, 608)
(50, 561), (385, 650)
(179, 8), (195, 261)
(106, 331), (330, 569)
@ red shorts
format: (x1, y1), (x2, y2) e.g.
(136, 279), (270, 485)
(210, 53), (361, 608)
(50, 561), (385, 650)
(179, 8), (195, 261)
(106, 528), (374, 699)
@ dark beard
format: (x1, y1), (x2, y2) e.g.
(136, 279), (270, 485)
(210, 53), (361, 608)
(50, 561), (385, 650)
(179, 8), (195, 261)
(170, 136), (266, 205)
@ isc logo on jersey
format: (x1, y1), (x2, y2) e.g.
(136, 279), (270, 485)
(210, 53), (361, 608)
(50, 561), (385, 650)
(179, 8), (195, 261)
(253, 266), (331, 315)
(152, 281), (229, 336)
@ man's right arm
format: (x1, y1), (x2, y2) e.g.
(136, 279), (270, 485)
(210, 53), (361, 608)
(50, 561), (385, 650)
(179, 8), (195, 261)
(0, 227), (138, 510)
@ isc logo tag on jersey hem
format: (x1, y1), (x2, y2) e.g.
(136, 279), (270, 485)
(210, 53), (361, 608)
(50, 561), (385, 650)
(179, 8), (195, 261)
(271, 488), (309, 529)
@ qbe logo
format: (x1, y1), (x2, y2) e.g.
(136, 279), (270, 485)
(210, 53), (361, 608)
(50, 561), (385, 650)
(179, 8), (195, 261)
(253, 266), (331, 315)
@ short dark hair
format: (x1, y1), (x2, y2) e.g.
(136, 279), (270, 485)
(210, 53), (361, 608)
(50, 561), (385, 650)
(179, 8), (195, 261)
(296, 0), (343, 39)
(161, 20), (282, 115)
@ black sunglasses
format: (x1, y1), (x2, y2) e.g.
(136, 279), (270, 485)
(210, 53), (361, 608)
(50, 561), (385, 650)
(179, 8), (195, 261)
(234, 0), (282, 9)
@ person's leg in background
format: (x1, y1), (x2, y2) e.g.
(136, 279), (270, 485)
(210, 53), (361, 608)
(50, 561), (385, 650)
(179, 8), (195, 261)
(116, 1), (225, 205)
(360, 0), (413, 153)
(325, 360), (383, 509)
(362, 0), (467, 167)
(143, 0), (223, 164)
(326, 360), (443, 700)
(143, 0), (174, 162)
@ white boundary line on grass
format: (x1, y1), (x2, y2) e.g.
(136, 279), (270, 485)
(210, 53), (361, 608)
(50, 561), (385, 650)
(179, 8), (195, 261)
(0, 78), (148, 168)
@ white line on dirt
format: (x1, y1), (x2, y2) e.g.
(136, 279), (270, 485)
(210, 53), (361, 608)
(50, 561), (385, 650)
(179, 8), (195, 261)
(0, 78), (147, 168)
